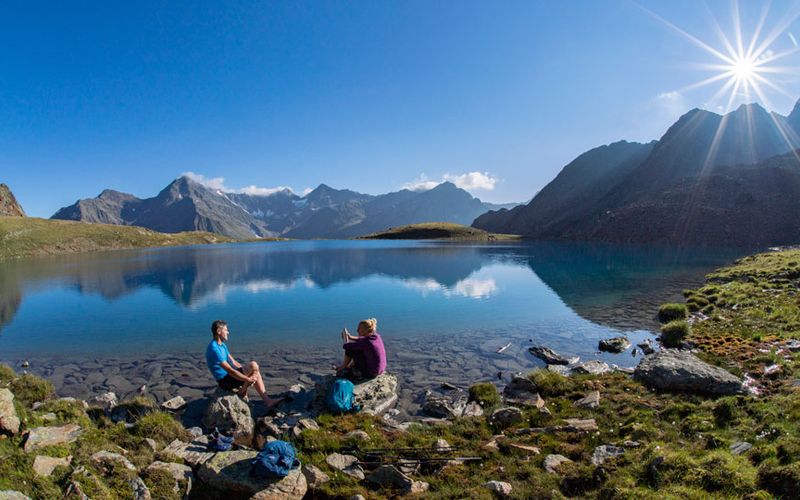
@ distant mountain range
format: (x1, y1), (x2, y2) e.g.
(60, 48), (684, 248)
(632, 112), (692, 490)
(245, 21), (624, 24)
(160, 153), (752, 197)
(52, 177), (518, 239)
(0, 184), (25, 217)
(474, 100), (800, 246)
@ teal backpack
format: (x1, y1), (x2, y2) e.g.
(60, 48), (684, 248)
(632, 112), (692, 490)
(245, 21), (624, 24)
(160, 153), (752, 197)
(326, 378), (361, 414)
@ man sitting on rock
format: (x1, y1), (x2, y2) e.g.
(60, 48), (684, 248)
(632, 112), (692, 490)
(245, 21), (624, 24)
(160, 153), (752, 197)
(205, 320), (283, 409)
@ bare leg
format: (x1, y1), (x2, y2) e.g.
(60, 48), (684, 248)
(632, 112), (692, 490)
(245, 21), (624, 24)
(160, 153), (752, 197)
(336, 353), (353, 372)
(242, 361), (283, 409)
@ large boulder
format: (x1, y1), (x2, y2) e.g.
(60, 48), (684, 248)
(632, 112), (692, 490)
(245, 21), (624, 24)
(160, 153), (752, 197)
(313, 374), (399, 416)
(0, 389), (20, 435)
(197, 450), (306, 499)
(634, 350), (744, 396)
(23, 424), (83, 452)
(202, 395), (254, 446)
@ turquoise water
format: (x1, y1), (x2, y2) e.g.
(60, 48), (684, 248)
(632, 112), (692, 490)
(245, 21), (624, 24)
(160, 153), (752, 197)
(0, 240), (748, 360)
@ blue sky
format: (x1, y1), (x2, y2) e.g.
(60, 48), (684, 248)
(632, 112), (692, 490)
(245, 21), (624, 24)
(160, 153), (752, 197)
(2, 1), (800, 217)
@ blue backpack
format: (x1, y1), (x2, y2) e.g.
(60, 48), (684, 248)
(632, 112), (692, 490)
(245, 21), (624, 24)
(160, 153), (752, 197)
(326, 378), (361, 414)
(251, 440), (301, 479)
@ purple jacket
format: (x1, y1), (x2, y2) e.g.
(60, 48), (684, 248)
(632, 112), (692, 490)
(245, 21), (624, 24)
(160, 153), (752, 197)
(343, 333), (387, 377)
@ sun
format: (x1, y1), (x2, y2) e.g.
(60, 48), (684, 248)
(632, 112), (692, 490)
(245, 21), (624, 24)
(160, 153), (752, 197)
(643, 1), (800, 113)
(731, 55), (757, 84)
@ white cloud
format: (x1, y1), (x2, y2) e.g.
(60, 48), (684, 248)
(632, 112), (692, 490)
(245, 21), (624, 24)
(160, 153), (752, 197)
(239, 185), (293, 196)
(401, 171), (499, 192)
(443, 171), (497, 191)
(182, 171), (228, 191)
(180, 171), (297, 196)
(402, 174), (441, 192)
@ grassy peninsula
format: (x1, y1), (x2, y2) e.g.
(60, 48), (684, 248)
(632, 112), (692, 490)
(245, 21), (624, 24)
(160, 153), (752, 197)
(0, 248), (798, 498)
(359, 222), (519, 241)
(0, 216), (235, 260)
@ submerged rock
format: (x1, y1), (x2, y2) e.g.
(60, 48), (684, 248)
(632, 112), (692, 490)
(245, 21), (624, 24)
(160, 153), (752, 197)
(634, 350), (744, 396)
(0, 388), (20, 435)
(202, 395), (254, 446)
(529, 346), (579, 365)
(598, 337), (631, 353)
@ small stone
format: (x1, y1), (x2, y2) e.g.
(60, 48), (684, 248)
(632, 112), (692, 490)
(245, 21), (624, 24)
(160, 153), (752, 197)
(436, 438), (450, 450)
(572, 361), (610, 376)
(143, 438), (158, 452)
(366, 465), (422, 492)
(345, 430), (370, 441)
(32, 455), (72, 477)
(129, 476), (151, 500)
(730, 441), (753, 455)
(564, 418), (598, 432)
(23, 424), (83, 452)
(574, 391), (601, 409)
(637, 342), (655, 355)
(488, 407), (523, 428)
(350, 496), (366, 500)
(301, 464), (330, 490)
(506, 442), (540, 456)
(21, 361), (30, 368)
(623, 440), (641, 448)
(91, 451), (137, 472)
(40, 413), (57, 422)
(529, 346), (579, 365)
(325, 453), (364, 480)
(86, 392), (118, 412)
(484, 480), (513, 497)
(483, 435), (505, 450)
(186, 426), (204, 439)
(0, 491), (31, 500)
(462, 400), (485, 417)
(591, 445), (625, 466)
(544, 454), (573, 474)
(0, 389), (21, 435)
(598, 337), (631, 353)
(160, 396), (186, 412)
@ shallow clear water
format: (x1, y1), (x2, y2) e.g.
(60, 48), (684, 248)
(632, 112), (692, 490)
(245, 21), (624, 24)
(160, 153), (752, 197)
(0, 240), (750, 408)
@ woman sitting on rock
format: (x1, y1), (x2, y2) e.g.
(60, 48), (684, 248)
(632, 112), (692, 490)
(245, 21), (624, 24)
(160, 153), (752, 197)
(334, 318), (386, 380)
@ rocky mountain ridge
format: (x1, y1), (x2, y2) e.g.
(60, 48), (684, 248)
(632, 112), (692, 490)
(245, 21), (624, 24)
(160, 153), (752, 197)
(53, 177), (517, 239)
(474, 100), (800, 246)
(0, 183), (26, 217)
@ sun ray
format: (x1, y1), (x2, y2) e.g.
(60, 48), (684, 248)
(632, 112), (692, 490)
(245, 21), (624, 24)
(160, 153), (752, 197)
(745, 0), (772, 59)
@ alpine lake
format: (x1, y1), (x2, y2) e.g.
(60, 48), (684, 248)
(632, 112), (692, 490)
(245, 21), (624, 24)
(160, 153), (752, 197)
(0, 239), (751, 416)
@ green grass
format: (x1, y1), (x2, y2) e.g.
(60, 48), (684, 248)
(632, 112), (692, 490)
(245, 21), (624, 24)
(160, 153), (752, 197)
(468, 382), (501, 410)
(657, 303), (688, 323)
(357, 222), (520, 241)
(0, 216), (235, 260)
(660, 320), (690, 348)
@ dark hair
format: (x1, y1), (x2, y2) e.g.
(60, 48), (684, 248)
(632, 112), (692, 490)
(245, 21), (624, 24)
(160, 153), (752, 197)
(211, 320), (227, 338)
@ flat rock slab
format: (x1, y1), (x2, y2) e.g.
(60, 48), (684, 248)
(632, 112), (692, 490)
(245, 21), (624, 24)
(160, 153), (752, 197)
(634, 350), (744, 396)
(572, 361), (610, 376)
(730, 442), (753, 455)
(591, 445), (625, 465)
(162, 437), (215, 468)
(325, 453), (365, 480)
(24, 424), (83, 452)
(0, 491), (31, 500)
(544, 454), (573, 474)
(529, 347), (579, 365)
(33, 455), (72, 477)
(574, 391), (601, 409)
(198, 450), (307, 499)
(91, 451), (137, 472)
(0, 388), (20, 435)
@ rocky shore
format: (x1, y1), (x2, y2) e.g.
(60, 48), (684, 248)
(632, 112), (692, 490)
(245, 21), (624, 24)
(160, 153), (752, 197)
(1, 247), (798, 498)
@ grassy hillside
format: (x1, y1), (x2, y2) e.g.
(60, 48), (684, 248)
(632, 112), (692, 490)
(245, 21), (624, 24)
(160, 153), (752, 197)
(0, 216), (234, 259)
(358, 222), (519, 241)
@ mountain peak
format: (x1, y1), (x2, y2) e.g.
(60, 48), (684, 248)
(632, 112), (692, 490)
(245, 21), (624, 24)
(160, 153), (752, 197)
(0, 183), (25, 217)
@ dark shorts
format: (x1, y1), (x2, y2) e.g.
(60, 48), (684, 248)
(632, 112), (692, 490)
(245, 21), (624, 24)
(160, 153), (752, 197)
(217, 367), (245, 391)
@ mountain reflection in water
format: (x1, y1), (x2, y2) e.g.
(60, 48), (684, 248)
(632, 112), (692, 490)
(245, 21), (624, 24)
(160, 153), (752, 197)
(0, 240), (748, 355)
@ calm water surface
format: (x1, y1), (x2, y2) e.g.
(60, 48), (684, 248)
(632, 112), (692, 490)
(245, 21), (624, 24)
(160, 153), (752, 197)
(0, 240), (749, 410)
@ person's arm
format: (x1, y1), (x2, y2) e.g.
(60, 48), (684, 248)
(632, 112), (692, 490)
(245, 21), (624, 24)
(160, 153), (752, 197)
(220, 361), (252, 382)
(227, 354), (242, 370)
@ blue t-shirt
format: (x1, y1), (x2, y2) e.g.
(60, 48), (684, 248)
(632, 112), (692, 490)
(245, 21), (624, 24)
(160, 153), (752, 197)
(206, 340), (231, 380)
